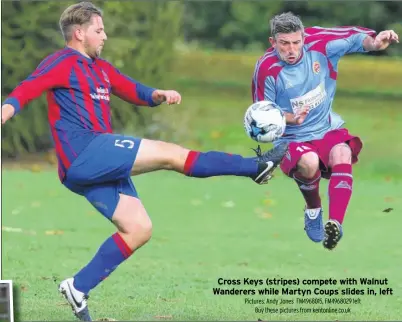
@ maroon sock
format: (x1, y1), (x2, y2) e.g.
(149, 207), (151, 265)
(293, 171), (322, 209)
(328, 164), (353, 224)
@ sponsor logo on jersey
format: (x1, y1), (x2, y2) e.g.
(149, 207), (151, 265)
(90, 87), (110, 101)
(289, 82), (327, 114)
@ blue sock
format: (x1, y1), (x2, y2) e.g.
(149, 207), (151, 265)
(184, 151), (259, 177)
(73, 233), (132, 295)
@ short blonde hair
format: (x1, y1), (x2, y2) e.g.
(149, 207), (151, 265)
(59, 1), (103, 41)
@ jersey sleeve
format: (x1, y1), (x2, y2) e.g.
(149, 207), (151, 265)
(2, 58), (70, 114)
(100, 60), (158, 107)
(262, 76), (276, 102)
(252, 53), (281, 103)
(326, 32), (370, 57)
(304, 26), (376, 58)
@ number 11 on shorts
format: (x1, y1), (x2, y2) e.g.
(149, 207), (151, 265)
(296, 145), (312, 152)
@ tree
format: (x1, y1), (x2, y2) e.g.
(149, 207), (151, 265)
(2, 0), (183, 157)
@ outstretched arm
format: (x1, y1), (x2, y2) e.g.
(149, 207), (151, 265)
(322, 27), (398, 57)
(100, 60), (181, 107)
(2, 58), (69, 124)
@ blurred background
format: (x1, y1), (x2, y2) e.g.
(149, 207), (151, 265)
(2, 0), (402, 177)
(2, 2), (402, 321)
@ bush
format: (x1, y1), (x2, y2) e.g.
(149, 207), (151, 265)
(1, 0), (183, 157)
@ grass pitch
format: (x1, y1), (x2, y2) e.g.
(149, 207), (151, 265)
(2, 171), (402, 321)
(2, 52), (402, 321)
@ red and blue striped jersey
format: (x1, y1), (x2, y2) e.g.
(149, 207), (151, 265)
(3, 47), (159, 181)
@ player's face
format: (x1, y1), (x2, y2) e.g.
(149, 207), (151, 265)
(270, 31), (304, 64)
(83, 15), (107, 58)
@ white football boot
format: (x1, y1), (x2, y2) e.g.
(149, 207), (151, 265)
(59, 278), (92, 321)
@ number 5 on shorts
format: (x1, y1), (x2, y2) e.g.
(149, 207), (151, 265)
(115, 139), (135, 149)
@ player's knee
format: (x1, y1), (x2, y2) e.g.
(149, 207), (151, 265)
(151, 140), (174, 168)
(112, 195), (153, 248)
(160, 141), (189, 171)
(297, 152), (320, 179)
(329, 143), (352, 166)
(123, 217), (153, 248)
(140, 139), (188, 171)
(132, 218), (153, 245)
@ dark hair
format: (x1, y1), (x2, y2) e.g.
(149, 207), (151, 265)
(270, 12), (304, 38)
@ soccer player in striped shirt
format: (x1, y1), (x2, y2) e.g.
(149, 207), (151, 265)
(252, 12), (398, 250)
(1, 2), (289, 321)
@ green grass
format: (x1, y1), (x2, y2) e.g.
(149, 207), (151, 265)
(151, 85), (402, 181)
(3, 170), (402, 321)
(3, 51), (402, 321)
(157, 50), (402, 180)
(173, 50), (402, 96)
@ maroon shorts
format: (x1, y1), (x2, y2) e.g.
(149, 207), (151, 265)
(280, 129), (363, 179)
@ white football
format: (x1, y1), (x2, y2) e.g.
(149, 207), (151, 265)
(243, 100), (286, 143)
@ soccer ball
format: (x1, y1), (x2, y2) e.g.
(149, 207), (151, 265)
(243, 100), (286, 143)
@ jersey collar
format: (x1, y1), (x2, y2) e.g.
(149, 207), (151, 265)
(65, 46), (96, 64)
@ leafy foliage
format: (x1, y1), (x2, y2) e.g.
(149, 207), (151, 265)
(1, 0), (183, 156)
(3, 1), (401, 156)
(183, 1), (402, 54)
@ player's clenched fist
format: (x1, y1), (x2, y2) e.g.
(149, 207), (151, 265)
(373, 30), (399, 50)
(152, 89), (182, 105)
(1, 104), (15, 125)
